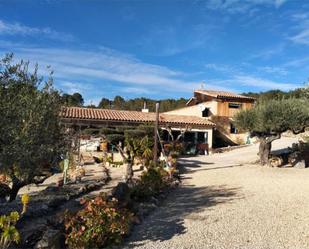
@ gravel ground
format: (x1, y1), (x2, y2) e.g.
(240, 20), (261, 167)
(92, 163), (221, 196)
(122, 137), (309, 249)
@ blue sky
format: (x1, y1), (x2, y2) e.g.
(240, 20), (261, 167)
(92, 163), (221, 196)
(0, 0), (308, 105)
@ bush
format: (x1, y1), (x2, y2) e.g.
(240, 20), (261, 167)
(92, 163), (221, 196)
(0, 212), (20, 249)
(130, 167), (170, 201)
(100, 127), (121, 135)
(106, 134), (124, 145)
(81, 128), (100, 136)
(64, 195), (133, 249)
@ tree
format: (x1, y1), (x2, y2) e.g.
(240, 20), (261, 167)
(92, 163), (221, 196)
(113, 96), (125, 110)
(98, 98), (111, 109)
(102, 125), (154, 182)
(0, 54), (66, 200)
(62, 92), (84, 106)
(234, 98), (309, 165)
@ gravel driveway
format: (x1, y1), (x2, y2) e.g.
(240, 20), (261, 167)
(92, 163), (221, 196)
(122, 137), (309, 249)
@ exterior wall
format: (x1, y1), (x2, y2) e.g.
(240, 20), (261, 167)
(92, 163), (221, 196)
(164, 101), (217, 118)
(164, 94), (255, 146)
(164, 105), (203, 117)
(216, 101), (254, 117)
(166, 99), (253, 119)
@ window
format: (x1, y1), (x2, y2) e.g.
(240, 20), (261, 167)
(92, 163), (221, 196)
(184, 132), (195, 143)
(230, 123), (238, 134)
(202, 108), (210, 117)
(197, 132), (208, 143)
(228, 103), (242, 109)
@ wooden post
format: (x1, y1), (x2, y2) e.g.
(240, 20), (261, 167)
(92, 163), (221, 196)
(153, 102), (160, 165)
(77, 125), (81, 164)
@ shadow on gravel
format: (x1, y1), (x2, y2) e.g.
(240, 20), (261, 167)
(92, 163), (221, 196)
(125, 185), (241, 247)
(178, 158), (243, 175)
(123, 159), (242, 247)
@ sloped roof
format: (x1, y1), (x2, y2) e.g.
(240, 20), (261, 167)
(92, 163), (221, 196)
(61, 107), (215, 127)
(195, 89), (256, 101)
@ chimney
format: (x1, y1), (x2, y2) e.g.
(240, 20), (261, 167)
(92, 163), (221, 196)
(141, 101), (149, 112)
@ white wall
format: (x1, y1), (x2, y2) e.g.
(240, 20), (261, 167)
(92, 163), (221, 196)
(164, 101), (218, 117)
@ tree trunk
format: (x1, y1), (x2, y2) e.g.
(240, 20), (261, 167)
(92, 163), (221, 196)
(116, 145), (134, 182)
(258, 134), (281, 166)
(125, 161), (133, 183)
(259, 138), (271, 165)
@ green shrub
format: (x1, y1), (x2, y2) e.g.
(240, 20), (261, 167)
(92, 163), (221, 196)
(0, 211), (20, 249)
(100, 128), (123, 135)
(65, 195), (133, 249)
(81, 128), (100, 136)
(130, 167), (170, 201)
(106, 134), (124, 145)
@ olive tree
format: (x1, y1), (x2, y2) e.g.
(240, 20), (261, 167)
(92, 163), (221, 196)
(102, 125), (154, 182)
(234, 98), (309, 165)
(0, 54), (65, 200)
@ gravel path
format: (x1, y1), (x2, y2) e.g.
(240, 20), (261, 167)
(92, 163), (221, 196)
(123, 137), (309, 249)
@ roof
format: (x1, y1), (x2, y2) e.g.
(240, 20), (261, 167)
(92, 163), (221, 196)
(61, 107), (215, 128)
(194, 89), (256, 101)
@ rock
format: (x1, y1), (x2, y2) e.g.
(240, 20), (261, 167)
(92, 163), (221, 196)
(150, 196), (159, 206)
(112, 182), (131, 203)
(294, 160), (306, 169)
(34, 229), (63, 249)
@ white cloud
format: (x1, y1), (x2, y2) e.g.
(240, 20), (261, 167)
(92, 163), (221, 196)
(59, 81), (93, 94)
(202, 0), (287, 13)
(249, 44), (285, 60)
(233, 75), (296, 90)
(0, 44), (200, 95)
(284, 56), (309, 67)
(290, 28), (309, 45)
(289, 10), (309, 46)
(0, 42), (300, 101)
(204, 63), (237, 74)
(258, 66), (288, 75)
(0, 20), (74, 42)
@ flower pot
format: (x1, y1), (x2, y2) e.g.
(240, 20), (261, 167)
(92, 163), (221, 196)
(100, 142), (108, 152)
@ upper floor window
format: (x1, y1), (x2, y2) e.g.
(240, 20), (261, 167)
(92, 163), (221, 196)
(202, 108), (210, 117)
(228, 103), (242, 109)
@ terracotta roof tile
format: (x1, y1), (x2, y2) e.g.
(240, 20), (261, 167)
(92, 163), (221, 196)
(61, 107), (215, 128)
(195, 89), (256, 100)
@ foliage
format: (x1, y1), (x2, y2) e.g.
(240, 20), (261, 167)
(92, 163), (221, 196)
(124, 128), (154, 167)
(0, 194), (29, 249)
(242, 85), (309, 102)
(64, 195), (133, 249)
(98, 98), (111, 109)
(234, 98), (309, 136)
(81, 128), (100, 136)
(96, 96), (188, 112)
(234, 98), (309, 165)
(130, 167), (171, 201)
(62, 92), (84, 106)
(0, 212), (20, 249)
(105, 134), (124, 145)
(0, 54), (66, 200)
